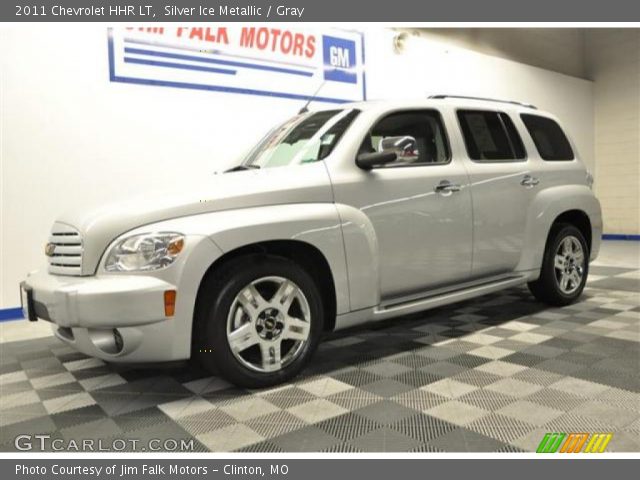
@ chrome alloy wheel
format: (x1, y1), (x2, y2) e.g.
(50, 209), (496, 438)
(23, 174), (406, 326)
(554, 235), (585, 295)
(226, 276), (311, 373)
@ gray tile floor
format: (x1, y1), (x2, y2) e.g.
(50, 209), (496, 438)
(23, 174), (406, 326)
(1, 241), (638, 452)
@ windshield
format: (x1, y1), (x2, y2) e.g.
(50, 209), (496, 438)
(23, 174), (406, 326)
(243, 109), (360, 168)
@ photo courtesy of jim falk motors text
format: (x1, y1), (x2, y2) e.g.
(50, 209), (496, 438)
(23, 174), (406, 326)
(15, 462), (272, 476)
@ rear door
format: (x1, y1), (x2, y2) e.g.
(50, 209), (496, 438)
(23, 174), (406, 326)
(456, 109), (536, 277)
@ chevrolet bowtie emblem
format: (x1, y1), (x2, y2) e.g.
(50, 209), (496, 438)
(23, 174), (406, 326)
(45, 243), (56, 257)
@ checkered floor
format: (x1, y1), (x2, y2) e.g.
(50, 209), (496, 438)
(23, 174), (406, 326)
(1, 265), (638, 452)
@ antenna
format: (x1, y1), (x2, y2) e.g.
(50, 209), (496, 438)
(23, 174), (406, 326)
(298, 80), (327, 114)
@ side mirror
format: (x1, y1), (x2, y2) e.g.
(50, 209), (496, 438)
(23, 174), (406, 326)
(356, 151), (398, 170)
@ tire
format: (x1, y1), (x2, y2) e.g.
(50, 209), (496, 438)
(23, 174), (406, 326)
(528, 223), (589, 306)
(194, 254), (324, 388)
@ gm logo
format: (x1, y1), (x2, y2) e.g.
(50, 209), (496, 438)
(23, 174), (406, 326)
(322, 35), (357, 84)
(536, 432), (613, 453)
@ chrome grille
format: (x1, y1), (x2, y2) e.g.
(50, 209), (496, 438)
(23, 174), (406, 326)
(47, 223), (83, 276)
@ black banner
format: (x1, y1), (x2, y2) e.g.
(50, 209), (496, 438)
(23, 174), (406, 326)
(4, 459), (639, 480)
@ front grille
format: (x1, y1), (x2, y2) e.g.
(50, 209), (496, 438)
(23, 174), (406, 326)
(47, 223), (83, 276)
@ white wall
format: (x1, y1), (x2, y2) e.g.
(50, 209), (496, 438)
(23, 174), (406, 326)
(414, 28), (588, 79)
(0, 24), (297, 309)
(586, 29), (640, 236)
(0, 25), (594, 308)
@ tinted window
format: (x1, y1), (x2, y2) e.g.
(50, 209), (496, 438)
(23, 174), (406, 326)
(457, 110), (526, 161)
(521, 114), (574, 161)
(358, 110), (450, 167)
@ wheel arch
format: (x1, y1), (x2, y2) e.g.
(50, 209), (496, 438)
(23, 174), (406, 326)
(551, 209), (592, 252)
(530, 209), (593, 279)
(193, 239), (338, 336)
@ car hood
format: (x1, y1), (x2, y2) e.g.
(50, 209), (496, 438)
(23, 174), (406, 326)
(55, 163), (334, 274)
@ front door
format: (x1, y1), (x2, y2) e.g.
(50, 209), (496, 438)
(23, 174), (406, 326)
(333, 109), (473, 300)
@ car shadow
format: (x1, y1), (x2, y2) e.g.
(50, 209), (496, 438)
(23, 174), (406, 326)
(95, 285), (557, 388)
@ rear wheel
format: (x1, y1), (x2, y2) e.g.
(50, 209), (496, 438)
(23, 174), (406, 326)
(528, 224), (589, 306)
(194, 255), (324, 388)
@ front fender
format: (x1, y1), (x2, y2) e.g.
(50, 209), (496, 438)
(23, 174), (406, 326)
(156, 203), (351, 315)
(518, 185), (603, 273)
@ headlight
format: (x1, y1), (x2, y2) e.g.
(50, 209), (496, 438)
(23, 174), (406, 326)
(104, 232), (185, 272)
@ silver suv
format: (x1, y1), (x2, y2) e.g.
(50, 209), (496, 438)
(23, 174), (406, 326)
(21, 95), (602, 387)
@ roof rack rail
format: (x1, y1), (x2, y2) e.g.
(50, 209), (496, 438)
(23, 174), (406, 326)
(428, 94), (537, 110)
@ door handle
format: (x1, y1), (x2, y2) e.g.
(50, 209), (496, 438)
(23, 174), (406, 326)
(434, 180), (461, 194)
(520, 175), (540, 187)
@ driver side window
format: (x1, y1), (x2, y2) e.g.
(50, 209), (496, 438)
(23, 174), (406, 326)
(359, 110), (450, 167)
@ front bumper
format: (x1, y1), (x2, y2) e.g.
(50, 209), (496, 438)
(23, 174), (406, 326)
(22, 270), (186, 362)
(23, 270), (174, 328)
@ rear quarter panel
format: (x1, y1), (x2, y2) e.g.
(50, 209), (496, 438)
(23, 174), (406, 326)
(518, 183), (603, 274)
(512, 109), (602, 273)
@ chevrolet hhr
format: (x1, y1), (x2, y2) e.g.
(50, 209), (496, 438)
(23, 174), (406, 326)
(21, 96), (602, 387)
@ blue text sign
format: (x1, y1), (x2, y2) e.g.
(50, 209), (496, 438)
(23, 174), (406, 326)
(108, 26), (366, 104)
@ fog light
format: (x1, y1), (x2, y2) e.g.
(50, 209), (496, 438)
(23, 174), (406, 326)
(164, 290), (176, 317)
(89, 328), (123, 355)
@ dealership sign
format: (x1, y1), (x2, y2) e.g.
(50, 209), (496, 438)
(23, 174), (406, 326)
(108, 27), (366, 104)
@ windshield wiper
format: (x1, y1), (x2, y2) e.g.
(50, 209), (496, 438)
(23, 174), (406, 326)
(224, 164), (261, 173)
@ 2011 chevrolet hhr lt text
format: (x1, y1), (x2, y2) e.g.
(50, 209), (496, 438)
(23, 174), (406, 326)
(21, 96), (603, 387)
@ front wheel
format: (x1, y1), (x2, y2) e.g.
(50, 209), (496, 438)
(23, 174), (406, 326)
(194, 255), (324, 388)
(528, 224), (589, 306)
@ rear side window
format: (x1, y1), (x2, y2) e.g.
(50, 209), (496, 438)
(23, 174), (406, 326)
(521, 114), (574, 161)
(457, 110), (526, 161)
